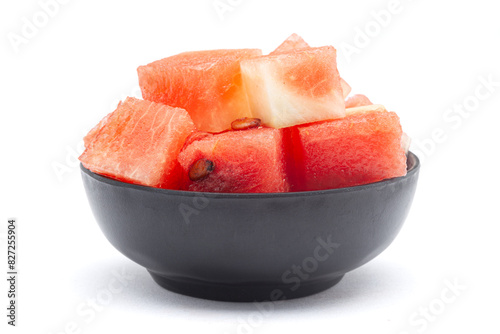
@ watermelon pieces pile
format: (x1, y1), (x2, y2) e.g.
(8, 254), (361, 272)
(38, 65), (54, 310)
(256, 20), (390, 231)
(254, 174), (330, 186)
(80, 34), (408, 193)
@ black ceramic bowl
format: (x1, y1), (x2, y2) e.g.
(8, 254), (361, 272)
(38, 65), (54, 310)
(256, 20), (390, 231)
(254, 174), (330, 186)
(81, 152), (419, 302)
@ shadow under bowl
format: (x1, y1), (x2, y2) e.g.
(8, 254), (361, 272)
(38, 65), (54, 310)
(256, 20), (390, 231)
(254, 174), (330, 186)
(81, 152), (420, 302)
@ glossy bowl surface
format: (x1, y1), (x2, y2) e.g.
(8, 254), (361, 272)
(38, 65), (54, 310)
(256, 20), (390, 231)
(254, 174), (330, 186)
(81, 152), (420, 301)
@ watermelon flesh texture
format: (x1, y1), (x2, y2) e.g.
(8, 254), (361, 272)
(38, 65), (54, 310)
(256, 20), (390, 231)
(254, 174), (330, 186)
(79, 97), (195, 189)
(138, 49), (262, 133)
(271, 33), (351, 98)
(178, 128), (289, 193)
(290, 111), (407, 191)
(241, 46), (345, 129)
(84, 101), (129, 147)
(83, 109), (114, 147)
(345, 104), (412, 155)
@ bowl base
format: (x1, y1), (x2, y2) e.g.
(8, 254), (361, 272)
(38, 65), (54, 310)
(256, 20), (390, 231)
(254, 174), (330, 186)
(148, 271), (344, 302)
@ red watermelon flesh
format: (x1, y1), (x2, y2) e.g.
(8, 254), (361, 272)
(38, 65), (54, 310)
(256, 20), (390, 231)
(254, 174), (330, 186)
(290, 111), (407, 191)
(241, 46), (345, 129)
(177, 128), (289, 193)
(83, 110), (113, 147)
(79, 97), (195, 189)
(345, 104), (412, 155)
(84, 101), (127, 147)
(345, 94), (373, 108)
(270, 34), (351, 98)
(138, 49), (262, 133)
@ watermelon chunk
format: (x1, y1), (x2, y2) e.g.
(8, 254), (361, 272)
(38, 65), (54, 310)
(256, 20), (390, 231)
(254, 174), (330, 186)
(270, 34), (351, 98)
(177, 128), (289, 193)
(290, 111), (407, 191)
(270, 33), (311, 55)
(345, 94), (372, 108)
(345, 104), (412, 155)
(83, 109), (113, 147)
(340, 79), (352, 99)
(241, 46), (345, 129)
(346, 103), (386, 116)
(79, 97), (195, 189)
(138, 49), (262, 133)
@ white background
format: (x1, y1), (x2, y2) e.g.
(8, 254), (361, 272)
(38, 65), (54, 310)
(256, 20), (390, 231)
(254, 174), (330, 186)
(1, 0), (500, 333)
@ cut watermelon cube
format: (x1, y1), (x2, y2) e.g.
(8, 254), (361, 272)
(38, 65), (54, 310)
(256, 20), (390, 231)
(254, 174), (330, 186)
(345, 94), (373, 109)
(138, 49), (262, 133)
(345, 104), (412, 155)
(346, 103), (386, 116)
(83, 110), (113, 147)
(270, 33), (311, 54)
(290, 111), (407, 191)
(270, 34), (351, 98)
(340, 79), (352, 99)
(79, 97), (195, 189)
(241, 46), (345, 129)
(178, 128), (289, 193)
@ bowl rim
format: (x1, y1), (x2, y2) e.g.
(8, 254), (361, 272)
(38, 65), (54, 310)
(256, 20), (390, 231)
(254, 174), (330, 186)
(80, 152), (420, 199)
